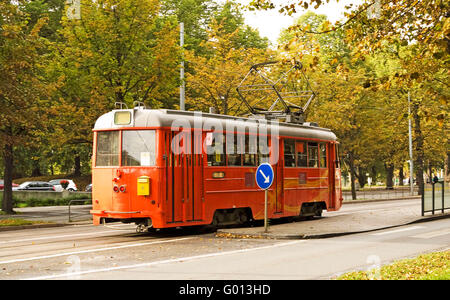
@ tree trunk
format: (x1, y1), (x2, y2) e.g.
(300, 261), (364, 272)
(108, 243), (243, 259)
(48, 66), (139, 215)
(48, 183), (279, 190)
(385, 162), (394, 189)
(446, 151), (450, 182)
(412, 102), (424, 195)
(399, 165), (404, 186)
(2, 143), (14, 214)
(349, 152), (357, 200)
(222, 95), (228, 115)
(31, 159), (42, 177)
(428, 162), (433, 183)
(370, 166), (377, 184)
(356, 167), (367, 188)
(74, 155), (81, 177)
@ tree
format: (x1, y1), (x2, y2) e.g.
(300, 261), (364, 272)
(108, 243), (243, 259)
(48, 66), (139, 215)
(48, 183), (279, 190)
(20, 0), (66, 41)
(213, 1), (269, 50)
(250, 0), (448, 52)
(55, 0), (180, 107)
(0, 1), (50, 213)
(160, 0), (218, 55)
(46, 0), (181, 175)
(185, 12), (273, 115)
(271, 2), (449, 195)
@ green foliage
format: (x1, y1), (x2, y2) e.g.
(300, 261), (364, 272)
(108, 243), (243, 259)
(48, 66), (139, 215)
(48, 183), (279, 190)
(213, 1), (269, 50)
(160, 0), (217, 55)
(185, 6), (273, 114)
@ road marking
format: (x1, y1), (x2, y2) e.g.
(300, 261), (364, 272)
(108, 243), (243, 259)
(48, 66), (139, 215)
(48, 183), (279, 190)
(0, 230), (126, 245)
(411, 228), (450, 239)
(371, 226), (425, 236)
(23, 240), (304, 280)
(0, 237), (194, 265)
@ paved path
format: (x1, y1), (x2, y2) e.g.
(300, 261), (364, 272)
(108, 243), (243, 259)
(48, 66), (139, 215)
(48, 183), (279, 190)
(1, 198), (448, 238)
(217, 198), (449, 239)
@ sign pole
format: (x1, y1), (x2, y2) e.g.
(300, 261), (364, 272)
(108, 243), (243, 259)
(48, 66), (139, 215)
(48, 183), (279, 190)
(264, 189), (268, 233)
(256, 163), (274, 234)
(180, 22), (185, 111)
(408, 91), (414, 196)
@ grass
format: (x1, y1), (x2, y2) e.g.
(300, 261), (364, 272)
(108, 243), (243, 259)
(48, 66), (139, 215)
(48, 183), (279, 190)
(337, 251), (450, 280)
(0, 218), (51, 227)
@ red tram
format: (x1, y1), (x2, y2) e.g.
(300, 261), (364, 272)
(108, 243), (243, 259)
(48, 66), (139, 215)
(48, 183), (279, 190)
(90, 107), (342, 230)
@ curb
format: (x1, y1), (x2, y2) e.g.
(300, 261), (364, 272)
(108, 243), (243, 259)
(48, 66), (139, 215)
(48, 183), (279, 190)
(342, 196), (421, 205)
(0, 223), (67, 232)
(0, 220), (92, 232)
(216, 213), (450, 240)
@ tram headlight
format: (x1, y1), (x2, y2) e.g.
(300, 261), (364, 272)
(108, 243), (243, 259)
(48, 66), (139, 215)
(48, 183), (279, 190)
(113, 185), (119, 193)
(119, 185), (127, 193)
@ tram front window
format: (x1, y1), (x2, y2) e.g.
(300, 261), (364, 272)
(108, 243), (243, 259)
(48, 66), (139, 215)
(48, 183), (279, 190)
(96, 131), (120, 167)
(122, 130), (156, 166)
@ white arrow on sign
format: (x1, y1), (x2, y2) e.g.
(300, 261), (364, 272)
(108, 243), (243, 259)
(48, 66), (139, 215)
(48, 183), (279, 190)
(259, 169), (270, 183)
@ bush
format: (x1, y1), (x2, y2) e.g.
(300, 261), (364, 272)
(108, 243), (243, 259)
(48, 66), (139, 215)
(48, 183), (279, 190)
(0, 194), (91, 208)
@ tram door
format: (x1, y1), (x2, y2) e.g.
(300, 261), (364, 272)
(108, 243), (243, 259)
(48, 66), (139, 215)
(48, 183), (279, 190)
(167, 130), (203, 223)
(272, 137), (283, 214)
(328, 142), (341, 209)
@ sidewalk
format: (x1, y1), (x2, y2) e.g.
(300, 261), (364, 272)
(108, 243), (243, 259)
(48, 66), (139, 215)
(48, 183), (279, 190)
(216, 199), (450, 239)
(0, 205), (92, 231)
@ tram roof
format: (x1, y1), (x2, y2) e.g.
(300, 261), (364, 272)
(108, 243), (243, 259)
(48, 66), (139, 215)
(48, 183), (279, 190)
(94, 109), (337, 141)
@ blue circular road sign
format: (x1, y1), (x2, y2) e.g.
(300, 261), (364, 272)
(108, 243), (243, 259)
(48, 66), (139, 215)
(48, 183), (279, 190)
(256, 163), (274, 190)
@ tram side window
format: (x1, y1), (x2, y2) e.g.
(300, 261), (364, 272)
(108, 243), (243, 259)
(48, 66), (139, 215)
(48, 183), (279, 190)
(308, 142), (319, 168)
(243, 134), (257, 166)
(319, 143), (327, 168)
(296, 141), (307, 167)
(207, 132), (225, 166)
(284, 139), (296, 167)
(259, 136), (270, 164)
(227, 133), (242, 166)
(96, 131), (119, 166)
(122, 130), (156, 166)
(335, 144), (341, 168)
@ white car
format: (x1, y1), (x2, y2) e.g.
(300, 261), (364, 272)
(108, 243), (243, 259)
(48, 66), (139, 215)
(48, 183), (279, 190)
(48, 179), (78, 192)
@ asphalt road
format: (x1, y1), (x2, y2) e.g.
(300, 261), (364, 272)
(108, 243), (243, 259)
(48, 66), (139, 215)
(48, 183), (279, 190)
(0, 201), (448, 280)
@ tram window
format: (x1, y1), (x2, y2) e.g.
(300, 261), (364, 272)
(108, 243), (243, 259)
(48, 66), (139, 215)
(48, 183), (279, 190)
(207, 132), (225, 166)
(96, 131), (119, 166)
(319, 143), (327, 168)
(243, 154), (256, 166)
(227, 133), (242, 166)
(122, 130), (156, 166)
(243, 134), (257, 166)
(296, 141), (307, 167)
(284, 139), (296, 167)
(308, 142), (319, 168)
(335, 144), (341, 168)
(258, 136), (269, 164)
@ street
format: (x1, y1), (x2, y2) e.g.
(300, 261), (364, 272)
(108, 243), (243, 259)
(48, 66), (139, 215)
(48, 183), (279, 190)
(0, 199), (448, 280)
